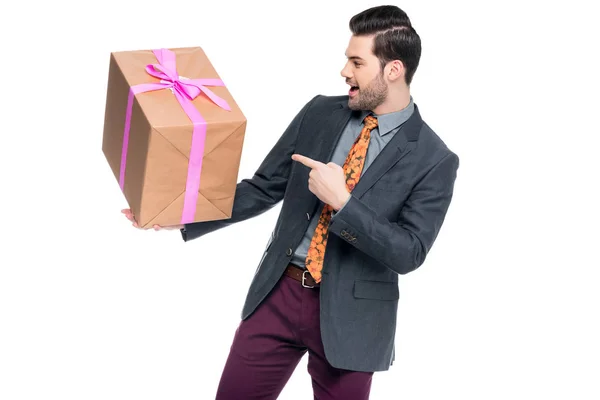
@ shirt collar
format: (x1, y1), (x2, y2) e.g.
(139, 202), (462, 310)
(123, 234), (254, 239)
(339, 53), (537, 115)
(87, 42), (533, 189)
(360, 96), (415, 136)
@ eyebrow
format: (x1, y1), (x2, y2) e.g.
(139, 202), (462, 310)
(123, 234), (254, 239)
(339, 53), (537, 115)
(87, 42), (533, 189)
(345, 54), (365, 61)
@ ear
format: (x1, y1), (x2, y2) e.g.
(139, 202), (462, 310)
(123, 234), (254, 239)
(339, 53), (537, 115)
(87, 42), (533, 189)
(386, 60), (405, 83)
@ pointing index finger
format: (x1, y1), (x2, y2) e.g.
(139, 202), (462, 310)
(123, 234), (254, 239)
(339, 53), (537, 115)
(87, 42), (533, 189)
(292, 154), (321, 169)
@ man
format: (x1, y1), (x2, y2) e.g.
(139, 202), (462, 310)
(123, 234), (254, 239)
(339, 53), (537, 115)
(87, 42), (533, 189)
(123, 5), (459, 399)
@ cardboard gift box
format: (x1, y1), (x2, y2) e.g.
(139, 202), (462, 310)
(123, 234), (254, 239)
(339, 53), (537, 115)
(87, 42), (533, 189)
(102, 47), (247, 228)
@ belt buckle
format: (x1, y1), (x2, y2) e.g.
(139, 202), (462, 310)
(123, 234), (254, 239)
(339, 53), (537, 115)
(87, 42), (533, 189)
(301, 270), (315, 288)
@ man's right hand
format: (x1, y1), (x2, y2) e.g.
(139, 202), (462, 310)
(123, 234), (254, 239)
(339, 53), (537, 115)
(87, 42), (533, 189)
(121, 209), (184, 231)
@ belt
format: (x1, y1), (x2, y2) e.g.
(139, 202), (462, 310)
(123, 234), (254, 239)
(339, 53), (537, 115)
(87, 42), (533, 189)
(284, 263), (320, 288)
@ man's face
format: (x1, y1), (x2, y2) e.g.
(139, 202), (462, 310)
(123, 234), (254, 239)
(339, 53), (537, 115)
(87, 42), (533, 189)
(341, 35), (388, 111)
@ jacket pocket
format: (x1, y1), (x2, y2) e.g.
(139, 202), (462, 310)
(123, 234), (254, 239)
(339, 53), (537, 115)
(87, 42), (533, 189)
(353, 279), (399, 301)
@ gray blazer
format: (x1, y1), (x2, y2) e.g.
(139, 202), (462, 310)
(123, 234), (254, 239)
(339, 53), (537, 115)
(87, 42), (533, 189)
(182, 94), (459, 372)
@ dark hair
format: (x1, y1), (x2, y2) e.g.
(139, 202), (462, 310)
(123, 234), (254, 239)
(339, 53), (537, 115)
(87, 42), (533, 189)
(349, 5), (421, 86)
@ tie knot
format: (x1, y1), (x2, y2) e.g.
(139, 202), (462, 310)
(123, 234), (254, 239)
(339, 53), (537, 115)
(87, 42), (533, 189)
(363, 115), (378, 130)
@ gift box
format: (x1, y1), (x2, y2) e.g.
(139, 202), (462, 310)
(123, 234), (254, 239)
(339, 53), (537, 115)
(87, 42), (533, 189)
(102, 47), (247, 228)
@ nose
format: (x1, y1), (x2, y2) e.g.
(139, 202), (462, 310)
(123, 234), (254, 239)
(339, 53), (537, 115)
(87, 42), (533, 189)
(340, 61), (351, 79)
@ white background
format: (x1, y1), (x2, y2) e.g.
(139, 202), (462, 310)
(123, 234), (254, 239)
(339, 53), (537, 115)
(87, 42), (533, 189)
(1, 0), (599, 399)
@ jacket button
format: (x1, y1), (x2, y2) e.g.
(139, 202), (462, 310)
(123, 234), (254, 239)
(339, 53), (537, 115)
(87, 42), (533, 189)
(286, 248), (293, 256)
(306, 212), (310, 220)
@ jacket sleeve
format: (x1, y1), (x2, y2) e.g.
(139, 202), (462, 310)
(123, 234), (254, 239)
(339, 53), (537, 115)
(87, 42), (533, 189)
(181, 95), (320, 242)
(327, 151), (459, 275)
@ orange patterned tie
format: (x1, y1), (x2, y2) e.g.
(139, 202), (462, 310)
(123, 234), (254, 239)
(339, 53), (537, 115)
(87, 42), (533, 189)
(305, 115), (378, 283)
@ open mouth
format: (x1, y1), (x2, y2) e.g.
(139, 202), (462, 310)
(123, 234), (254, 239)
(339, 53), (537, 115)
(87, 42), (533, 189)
(349, 85), (359, 96)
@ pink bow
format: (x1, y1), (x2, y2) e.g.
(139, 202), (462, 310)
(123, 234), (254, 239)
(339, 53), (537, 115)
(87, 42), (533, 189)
(144, 48), (231, 111)
(119, 48), (231, 224)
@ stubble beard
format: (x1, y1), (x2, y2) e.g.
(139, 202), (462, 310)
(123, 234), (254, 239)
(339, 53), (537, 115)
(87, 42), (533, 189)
(348, 72), (388, 111)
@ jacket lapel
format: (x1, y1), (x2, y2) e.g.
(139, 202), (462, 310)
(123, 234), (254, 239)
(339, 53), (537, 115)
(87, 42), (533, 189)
(312, 102), (353, 164)
(351, 104), (423, 199)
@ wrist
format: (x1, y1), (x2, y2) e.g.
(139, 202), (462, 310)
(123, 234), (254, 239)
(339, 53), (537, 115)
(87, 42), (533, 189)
(334, 191), (351, 211)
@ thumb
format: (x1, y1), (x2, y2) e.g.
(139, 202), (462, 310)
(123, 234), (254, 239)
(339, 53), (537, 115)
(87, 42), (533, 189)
(327, 162), (342, 170)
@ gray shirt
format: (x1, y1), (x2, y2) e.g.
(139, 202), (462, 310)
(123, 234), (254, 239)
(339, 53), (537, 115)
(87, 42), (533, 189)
(289, 96), (415, 269)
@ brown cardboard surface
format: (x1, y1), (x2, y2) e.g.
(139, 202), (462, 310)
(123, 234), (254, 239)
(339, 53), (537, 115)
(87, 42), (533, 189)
(102, 47), (246, 228)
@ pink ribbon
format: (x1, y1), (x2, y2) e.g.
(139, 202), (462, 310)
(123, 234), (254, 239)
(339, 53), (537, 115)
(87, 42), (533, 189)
(119, 48), (231, 224)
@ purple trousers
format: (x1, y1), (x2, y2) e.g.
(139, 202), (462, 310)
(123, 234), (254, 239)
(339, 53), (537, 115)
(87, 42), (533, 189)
(215, 273), (373, 399)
